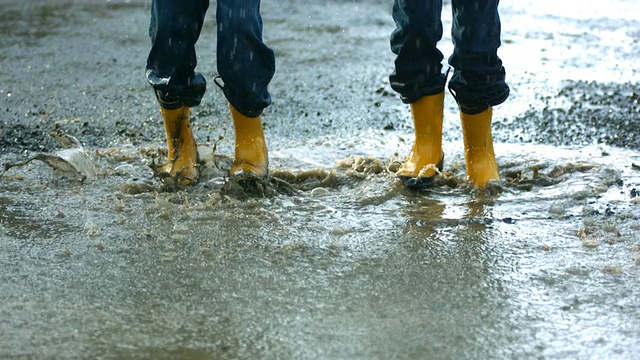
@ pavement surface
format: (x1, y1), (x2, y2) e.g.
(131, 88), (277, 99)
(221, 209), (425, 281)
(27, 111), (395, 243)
(1, 0), (640, 359)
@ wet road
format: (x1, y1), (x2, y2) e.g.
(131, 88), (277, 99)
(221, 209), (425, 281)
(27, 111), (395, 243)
(1, 0), (640, 359)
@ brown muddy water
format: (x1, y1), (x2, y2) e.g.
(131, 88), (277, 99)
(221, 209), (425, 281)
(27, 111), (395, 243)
(1, 0), (640, 359)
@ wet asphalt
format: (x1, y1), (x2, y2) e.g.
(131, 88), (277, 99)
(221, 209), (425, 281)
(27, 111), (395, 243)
(1, 0), (640, 359)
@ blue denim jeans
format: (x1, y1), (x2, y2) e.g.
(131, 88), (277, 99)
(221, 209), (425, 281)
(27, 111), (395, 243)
(390, 0), (509, 114)
(146, 0), (275, 117)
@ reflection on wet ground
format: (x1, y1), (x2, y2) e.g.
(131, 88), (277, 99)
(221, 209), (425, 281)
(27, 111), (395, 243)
(2, 137), (639, 358)
(1, 0), (640, 358)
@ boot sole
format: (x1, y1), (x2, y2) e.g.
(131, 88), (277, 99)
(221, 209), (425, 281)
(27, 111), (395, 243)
(398, 154), (444, 191)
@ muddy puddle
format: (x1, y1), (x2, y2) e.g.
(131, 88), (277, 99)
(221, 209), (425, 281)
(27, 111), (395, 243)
(1, 0), (640, 358)
(1, 133), (639, 359)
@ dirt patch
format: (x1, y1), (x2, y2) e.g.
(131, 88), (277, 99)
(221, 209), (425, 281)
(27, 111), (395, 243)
(498, 81), (640, 148)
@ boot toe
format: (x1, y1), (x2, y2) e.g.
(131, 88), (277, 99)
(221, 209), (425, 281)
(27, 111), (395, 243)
(230, 160), (269, 179)
(396, 154), (444, 191)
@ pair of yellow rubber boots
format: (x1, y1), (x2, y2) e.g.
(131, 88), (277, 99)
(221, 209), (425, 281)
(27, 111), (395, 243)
(396, 91), (500, 189)
(160, 104), (267, 185)
(160, 91), (498, 188)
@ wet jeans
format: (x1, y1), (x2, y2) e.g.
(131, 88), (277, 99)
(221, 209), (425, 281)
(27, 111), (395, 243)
(146, 0), (275, 117)
(390, 0), (509, 114)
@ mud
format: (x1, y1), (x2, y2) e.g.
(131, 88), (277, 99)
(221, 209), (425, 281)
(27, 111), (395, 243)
(1, 0), (640, 359)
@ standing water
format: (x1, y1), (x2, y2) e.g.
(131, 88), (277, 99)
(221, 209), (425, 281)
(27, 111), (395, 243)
(0, 0), (639, 358)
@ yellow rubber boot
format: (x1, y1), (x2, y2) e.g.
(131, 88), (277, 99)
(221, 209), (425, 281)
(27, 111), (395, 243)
(460, 107), (500, 189)
(160, 105), (199, 185)
(229, 104), (268, 177)
(397, 91), (445, 189)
